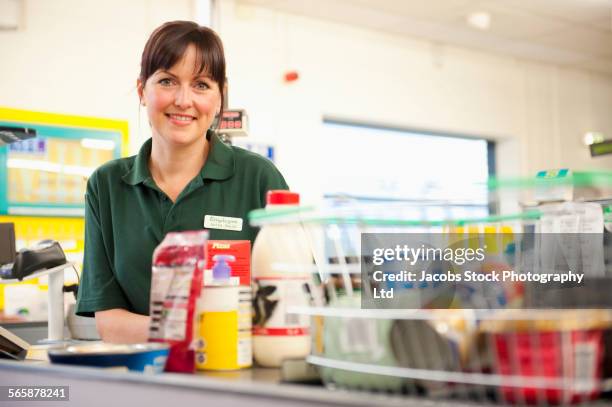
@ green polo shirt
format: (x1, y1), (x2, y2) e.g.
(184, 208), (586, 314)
(76, 132), (288, 317)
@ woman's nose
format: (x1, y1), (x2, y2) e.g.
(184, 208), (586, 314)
(174, 85), (193, 109)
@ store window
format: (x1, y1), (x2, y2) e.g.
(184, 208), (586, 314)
(320, 119), (494, 219)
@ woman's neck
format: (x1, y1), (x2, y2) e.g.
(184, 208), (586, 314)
(148, 135), (209, 201)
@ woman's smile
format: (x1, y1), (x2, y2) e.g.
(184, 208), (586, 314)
(165, 113), (197, 126)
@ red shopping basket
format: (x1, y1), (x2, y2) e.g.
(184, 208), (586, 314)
(493, 330), (603, 404)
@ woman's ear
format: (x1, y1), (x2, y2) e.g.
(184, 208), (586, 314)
(137, 79), (145, 106)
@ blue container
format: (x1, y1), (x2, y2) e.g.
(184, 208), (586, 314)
(48, 343), (169, 373)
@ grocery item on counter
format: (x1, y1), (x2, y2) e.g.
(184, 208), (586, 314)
(605, 209), (611, 269)
(524, 276), (612, 308)
(318, 296), (404, 392)
(66, 303), (100, 340)
(480, 309), (612, 404)
(148, 231), (207, 373)
(206, 240), (252, 368)
(480, 227), (523, 308)
(538, 202), (605, 277)
(48, 343), (169, 373)
(252, 190), (314, 367)
(206, 240), (251, 286)
(196, 254), (251, 370)
(602, 328), (612, 384)
(449, 229), (522, 309)
(390, 309), (480, 397)
(280, 358), (321, 384)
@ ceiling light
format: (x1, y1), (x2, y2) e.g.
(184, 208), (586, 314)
(467, 11), (491, 31)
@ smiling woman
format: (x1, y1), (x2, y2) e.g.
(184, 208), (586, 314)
(136, 22), (227, 201)
(75, 21), (289, 344)
(138, 22), (225, 150)
(140, 45), (221, 146)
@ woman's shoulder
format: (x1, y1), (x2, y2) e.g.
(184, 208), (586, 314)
(229, 145), (288, 189)
(88, 155), (137, 184)
(230, 144), (279, 173)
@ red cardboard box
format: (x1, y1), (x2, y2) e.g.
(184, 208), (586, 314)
(206, 240), (251, 286)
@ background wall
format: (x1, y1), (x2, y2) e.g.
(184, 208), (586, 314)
(216, 1), (612, 202)
(0, 0), (194, 154)
(1, 0), (611, 203)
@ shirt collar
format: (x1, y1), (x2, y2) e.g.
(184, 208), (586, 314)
(122, 130), (235, 186)
(200, 131), (235, 181)
(122, 138), (152, 186)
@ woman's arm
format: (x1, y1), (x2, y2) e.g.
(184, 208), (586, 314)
(95, 309), (150, 343)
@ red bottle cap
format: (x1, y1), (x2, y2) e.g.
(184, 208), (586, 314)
(267, 190), (299, 205)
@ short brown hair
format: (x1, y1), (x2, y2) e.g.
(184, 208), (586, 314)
(140, 21), (226, 112)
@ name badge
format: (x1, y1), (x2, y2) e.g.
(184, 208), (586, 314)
(204, 215), (243, 232)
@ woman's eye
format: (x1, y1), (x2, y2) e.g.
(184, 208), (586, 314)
(195, 81), (209, 90)
(158, 78), (174, 86)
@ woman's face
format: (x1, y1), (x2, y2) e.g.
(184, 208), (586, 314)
(138, 44), (221, 147)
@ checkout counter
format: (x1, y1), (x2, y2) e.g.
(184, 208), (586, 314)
(0, 352), (467, 407)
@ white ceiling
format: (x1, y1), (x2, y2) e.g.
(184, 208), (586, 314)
(240, 0), (612, 75)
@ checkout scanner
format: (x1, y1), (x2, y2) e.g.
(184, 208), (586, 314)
(0, 223), (67, 281)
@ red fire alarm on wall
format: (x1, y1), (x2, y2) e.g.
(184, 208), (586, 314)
(283, 70), (299, 83)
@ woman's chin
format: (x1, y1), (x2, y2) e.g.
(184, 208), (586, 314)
(159, 132), (206, 146)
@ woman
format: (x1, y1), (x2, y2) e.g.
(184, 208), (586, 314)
(76, 21), (288, 343)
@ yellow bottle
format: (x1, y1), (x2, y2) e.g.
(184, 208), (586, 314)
(195, 255), (251, 370)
